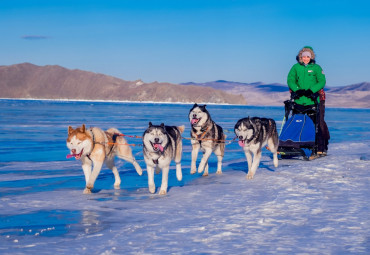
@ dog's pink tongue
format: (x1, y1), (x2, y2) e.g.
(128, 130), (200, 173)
(238, 140), (245, 147)
(191, 118), (199, 125)
(154, 144), (164, 152)
(66, 150), (82, 159)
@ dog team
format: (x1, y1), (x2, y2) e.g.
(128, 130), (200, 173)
(66, 104), (279, 195)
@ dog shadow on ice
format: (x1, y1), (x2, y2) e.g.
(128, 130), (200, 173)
(87, 166), (188, 196)
(229, 161), (276, 175)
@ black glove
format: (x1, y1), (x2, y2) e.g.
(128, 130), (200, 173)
(295, 89), (305, 97)
(303, 89), (313, 97)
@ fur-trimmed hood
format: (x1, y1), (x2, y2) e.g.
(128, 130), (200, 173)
(296, 46), (316, 64)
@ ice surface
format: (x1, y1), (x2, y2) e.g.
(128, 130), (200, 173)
(0, 100), (369, 254)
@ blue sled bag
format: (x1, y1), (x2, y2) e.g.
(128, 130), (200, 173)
(279, 114), (315, 148)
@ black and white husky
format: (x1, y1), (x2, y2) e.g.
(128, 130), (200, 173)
(189, 104), (226, 176)
(142, 122), (184, 195)
(234, 117), (279, 179)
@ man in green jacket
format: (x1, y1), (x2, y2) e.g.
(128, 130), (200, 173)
(287, 46), (329, 159)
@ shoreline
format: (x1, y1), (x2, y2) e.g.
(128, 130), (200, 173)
(1, 97), (369, 110)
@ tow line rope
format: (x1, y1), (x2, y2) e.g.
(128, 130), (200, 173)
(104, 131), (238, 146)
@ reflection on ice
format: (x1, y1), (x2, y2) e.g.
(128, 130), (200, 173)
(80, 211), (103, 235)
(0, 210), (80, 237)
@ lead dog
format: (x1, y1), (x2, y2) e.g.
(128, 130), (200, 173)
(66, 124), (143, 194)
(143, 122), (184, 195)
(234, 117), (279, 179)
(189, 104), (226, 176)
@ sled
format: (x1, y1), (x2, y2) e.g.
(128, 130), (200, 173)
(278, 92), (319, 160)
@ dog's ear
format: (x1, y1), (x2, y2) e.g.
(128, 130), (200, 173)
(160, 123), (165, 127)
(193, 103), (198, 107)
(149, 122), (152, 127)
(248, 117), (254, 126)
(81, 124), (86, 133)
(68, 126), (74, 135)
(199, 104), (207, 110)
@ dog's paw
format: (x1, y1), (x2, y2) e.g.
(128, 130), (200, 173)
(149, 185), (156, 194)
(83, 188), (92, 194)
(114, 183), (120, 190)
(190, 165), (197, 174)
(176, 172), (182, 181)
(86, 181), (94, 189)
(216, 170), (222, 175)
(246, 173), (254, 180)
(202, 172), (209, 177)
(159, 189), (167, 195)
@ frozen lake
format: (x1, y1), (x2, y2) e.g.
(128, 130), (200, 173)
(0, 99), (369, 254)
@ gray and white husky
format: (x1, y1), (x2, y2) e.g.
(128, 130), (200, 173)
(143, 122), (184, 195)
(234, 117), (279, 179)
(189, 104), (226, 176)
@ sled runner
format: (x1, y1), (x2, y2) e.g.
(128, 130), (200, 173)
(278, 92), (319, 160)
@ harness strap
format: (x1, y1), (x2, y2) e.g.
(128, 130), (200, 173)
(106, 132), (118, 157)
(196, 126), (210, 140)
(85, 128), (105, 161)
(86, 128), (95, 160)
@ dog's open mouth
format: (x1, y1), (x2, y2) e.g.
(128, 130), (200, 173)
(66, 149), (83, 159)
(238, 139), (245, 147)
(191, 118), (200, 125)
(151, 142), (164, 152)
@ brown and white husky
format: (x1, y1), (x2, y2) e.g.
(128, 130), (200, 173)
(66, 124), (142, 194)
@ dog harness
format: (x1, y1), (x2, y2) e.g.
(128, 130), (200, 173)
(151, 149), (166, 165)
(193, 126), (210, 141)
(152, 159), (159, 164)
(86, 129), (97, 161)
(85, 128), (117, 161)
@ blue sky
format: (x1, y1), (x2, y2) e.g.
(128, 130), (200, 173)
(1, 0), (369, 87)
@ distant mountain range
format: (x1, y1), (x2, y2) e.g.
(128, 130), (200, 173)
(0, 63), (246, 105)
(0, 63), (369, 108)
(182, 80), (370, 108)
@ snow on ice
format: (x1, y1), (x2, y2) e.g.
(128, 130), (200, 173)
(0, 100), (369, 254)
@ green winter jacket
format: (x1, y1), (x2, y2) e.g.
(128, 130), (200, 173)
(287, 62), (326, 105)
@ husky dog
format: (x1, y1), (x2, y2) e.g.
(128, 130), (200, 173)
(189, 104), (226, 176)
(234, 117), (279, 179)
(142, 122), (184, 195)
(66, 124), (143, 194)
